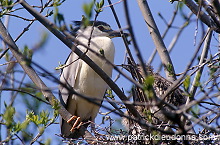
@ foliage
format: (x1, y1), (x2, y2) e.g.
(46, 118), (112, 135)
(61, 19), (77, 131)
(183, 75), (190, 92)
(0, 0), (14, 17)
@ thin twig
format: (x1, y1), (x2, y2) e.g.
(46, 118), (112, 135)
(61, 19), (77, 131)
(107, 0), (136, 65)
(158, 12), (193, 72)
(123, 0), (148, 77)
(1, 88), (50, 105)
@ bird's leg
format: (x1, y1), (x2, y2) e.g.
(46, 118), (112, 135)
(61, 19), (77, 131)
(76, 122), (83, 129)
(67, 115), (78, 124)
(68, 116), (81, 132)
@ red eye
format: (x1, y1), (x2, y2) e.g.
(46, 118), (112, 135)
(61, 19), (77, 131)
(98, 26), (104, 31)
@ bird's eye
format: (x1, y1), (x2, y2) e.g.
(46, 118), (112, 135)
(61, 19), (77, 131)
(98, 26), (105, 31)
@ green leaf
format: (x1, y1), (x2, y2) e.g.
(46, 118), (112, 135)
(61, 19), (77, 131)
(45, 138), (52, 145)
(26, 111), (38, 125)
(20, 86), (35, 95)
(82, 1), (94, 19)
(143, 75), (154, 98)
(35, 92), (43, 98)
(2, 105), (15, 128)
(191, 104), (199, 118)
(23, 45), (28, 57)
(82, 16), (90, 27)
(53, 0), (66, 7)
(178, 1), (185, 9)
(51, 98), (61, 110)
(26, 110), (50, 126)
(13, 120), (29, 133)
(105, 89), (114, 99)
(0, 0), (14, 17)
(209, 65), (218, 77)
(95, 0), (104, 13)
(194, 72), (201, 87)
(166, 63), (174, 76)
(39, 110), (50, 126)
(52, 109), (59, 122)
(99, 48), (105, 56)
(183, 75), (190, 92)
(53, 2), (65, 27)
(21, 45), (33, 66)
(13, 122), (22, 132)
(99, 0), (104, 8)
(5, 52), (10, 62)
(143, 108), (152, 123)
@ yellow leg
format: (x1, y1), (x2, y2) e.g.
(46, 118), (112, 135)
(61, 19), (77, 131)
(70, 116), (81, 132)
(67, 115), (78, 124)
(76, 122), (83, 129)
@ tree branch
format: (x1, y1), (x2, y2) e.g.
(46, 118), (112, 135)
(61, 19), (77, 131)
(136, 0), (176, 81)
(189, 29), (213, 98)
(107, 0), (136, 65)
(183, 0), (220, 33)
(123, 0), (149, 77)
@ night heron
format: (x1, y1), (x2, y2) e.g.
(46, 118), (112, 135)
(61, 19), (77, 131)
(59, 21), (127, 138)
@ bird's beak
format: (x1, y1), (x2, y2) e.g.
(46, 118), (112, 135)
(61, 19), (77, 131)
(107, 30), (129, 38)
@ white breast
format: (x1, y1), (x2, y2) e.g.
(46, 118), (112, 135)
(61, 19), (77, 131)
(69, 36), (115, 121)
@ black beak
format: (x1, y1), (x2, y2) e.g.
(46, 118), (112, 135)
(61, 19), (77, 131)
(107, 30), (129, 38)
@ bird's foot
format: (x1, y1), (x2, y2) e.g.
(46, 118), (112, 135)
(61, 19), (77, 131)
(67, 115), (81, 132)
(76, 122), (83, 129)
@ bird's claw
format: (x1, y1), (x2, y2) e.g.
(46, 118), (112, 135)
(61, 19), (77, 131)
(67, 116), (82, 132)
(76, 122), (83, 129)
(67, 115), (78, 124)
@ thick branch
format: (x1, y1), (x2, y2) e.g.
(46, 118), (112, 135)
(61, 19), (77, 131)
(136, 0), (176, 81)
(184, 0), (220, 33)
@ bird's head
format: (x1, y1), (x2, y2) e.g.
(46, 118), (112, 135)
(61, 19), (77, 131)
(71, 20), (129, 39)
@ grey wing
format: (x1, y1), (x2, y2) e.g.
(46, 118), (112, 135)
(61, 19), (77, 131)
(59, 52), (80, 107)
(59, 52), (81, 138)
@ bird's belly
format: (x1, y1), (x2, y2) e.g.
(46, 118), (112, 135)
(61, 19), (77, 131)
(71, 62), (109, 121)
(75, 62), (108, 98)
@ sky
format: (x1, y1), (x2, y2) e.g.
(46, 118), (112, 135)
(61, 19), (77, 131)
(1, 0), (219, 144)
